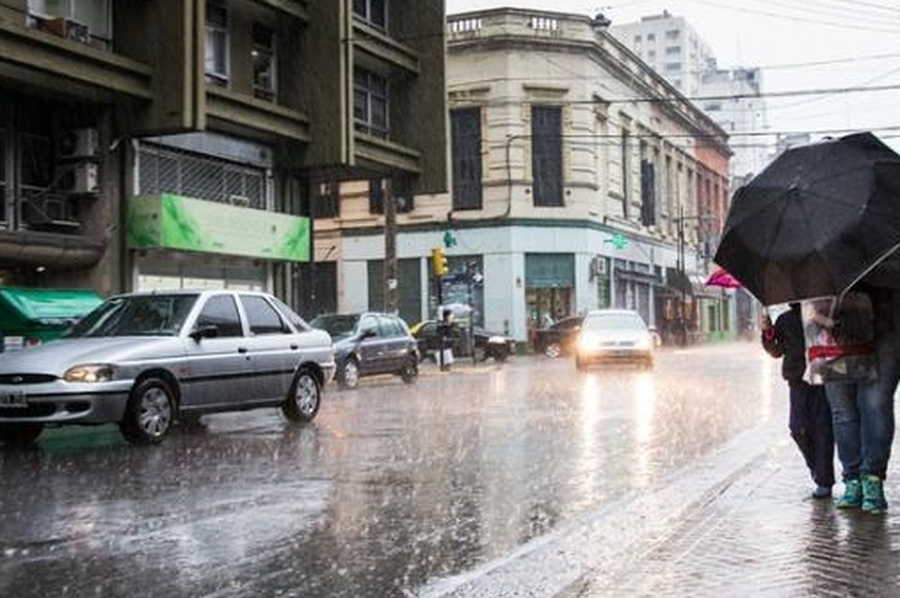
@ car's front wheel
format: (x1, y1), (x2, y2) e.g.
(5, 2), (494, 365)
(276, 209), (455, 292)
(400, 355), (418, 384)
(0, 423), (45, 447)
(282, 369), (321, 422)
(338, 357), (360, 389)
(120, 377), (175, 445)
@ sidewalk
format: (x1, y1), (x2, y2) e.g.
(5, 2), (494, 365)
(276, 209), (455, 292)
(425, 413), (900, 598)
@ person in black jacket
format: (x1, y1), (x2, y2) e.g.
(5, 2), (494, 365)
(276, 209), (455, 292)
(761, 302), (835, 498)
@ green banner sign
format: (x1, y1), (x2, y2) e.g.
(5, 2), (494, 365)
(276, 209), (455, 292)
(127, 194), (310, 262)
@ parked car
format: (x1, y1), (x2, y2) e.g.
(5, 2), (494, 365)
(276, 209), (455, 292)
(309, 312), (419, 388)
(574, 309), (655, 370)
(531, 315), (584, 358)
(0, 290), (335, 447)
(410, 320), (516, 362)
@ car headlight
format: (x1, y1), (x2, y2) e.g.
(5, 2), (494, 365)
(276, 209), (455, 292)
(64, 364), (115, 383)
(487, 335), (505, 344)
(577, 332), (598, 352)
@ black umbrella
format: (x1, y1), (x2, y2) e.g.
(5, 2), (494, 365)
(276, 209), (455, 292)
(714, 132), (900, 306)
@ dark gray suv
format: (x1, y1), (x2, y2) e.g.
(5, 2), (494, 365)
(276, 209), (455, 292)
(309, 312), (419, 388)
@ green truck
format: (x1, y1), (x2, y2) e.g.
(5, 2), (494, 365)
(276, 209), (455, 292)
(0, 287), (103, 350)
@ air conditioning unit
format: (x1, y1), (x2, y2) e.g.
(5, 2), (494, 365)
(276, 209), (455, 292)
(57, 128), (99, 160)
(41, 17), (91, 44)
(56, 162), (99, 195)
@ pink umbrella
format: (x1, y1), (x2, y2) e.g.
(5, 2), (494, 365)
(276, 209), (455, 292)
(706, 267), (743, 288)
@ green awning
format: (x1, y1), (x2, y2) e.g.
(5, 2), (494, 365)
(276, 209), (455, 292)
(0, 287), (103, 326)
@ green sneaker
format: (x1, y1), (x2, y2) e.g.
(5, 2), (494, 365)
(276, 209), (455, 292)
(836, 478), (862, 509)
(862, 475), (888, 514)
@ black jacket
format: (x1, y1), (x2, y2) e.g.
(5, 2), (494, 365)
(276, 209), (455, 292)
(761, 304), (807, 382)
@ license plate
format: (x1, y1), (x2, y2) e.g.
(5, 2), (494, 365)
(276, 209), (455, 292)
(0, 389), (27, 407)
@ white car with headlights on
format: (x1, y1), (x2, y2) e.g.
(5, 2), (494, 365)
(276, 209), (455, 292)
(574, 309), (655, 371)
(0, 289), (335, 446)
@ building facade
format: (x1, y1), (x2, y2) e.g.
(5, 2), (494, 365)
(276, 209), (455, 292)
(329, 8), (733, 346)
(0, 0), (447, 309)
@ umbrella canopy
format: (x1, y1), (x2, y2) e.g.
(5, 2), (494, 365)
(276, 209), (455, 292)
(705, 267), (743, 289)
(714, 132), (900, 305)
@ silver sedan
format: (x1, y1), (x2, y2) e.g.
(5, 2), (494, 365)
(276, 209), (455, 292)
(0, 289), (335, 446)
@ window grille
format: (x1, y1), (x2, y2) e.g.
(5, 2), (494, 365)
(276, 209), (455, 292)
(138, 144), (266, 209)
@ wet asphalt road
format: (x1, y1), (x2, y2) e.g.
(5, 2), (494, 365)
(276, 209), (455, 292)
(0, 341), (785, 597)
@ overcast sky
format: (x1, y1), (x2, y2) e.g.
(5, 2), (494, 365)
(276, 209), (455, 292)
(445, 0), (900, 151)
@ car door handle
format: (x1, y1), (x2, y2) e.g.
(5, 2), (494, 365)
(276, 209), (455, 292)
(290, 344), (298, 350)
(238, 347), (248, 354)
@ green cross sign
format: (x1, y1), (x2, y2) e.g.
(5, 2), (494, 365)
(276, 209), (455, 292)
(443, 230), (457, 248)
(605, 233), (627, 250)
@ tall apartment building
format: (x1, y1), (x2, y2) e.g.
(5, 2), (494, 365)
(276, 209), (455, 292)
(608, 11), (714, 98)
(700, 68), (770, 184)
(346, 7), (731, 344)
(610, 11), (771, 184)
(0, 0), (447, 315)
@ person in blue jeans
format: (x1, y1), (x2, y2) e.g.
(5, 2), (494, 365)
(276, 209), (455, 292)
(762, 302), (835, 498)
(823, 285), (900, 514)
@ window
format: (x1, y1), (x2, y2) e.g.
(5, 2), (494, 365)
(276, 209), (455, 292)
(646, 33), (655, 41)
(353, 0), (386, 29)
(665, 46), (680, 55)
(197, 295), (243, 337)
(379, 315), (406, 338)
(665, 29), (680, 39)
(307, 181), (340, 219)
(241, 295), (288, 335)
(451, 108), (483, 211)
(0, 127), (5, 223)
(369, 178), (385, 214)
(531, 106), (563, 207)
(252, 24), (276, 101)
(359, 314), (379, 338)
(354, 69), (389, 138)
(28, 0), (111, 43)
(205, 0), (229, 87)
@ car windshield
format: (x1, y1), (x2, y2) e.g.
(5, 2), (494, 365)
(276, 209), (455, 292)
(63, 294), (199, 338)
(310, 314), (360, 338)
(582, 313), (646, 332)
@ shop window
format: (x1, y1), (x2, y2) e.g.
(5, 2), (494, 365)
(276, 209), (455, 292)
(354, 68), (389, 139)
(531, 105), (563, 207)
(353, 0), (387, 30)
(451, 107), (483, 211)
(205, 0), (229, 88)
(252, 24), (276, 101)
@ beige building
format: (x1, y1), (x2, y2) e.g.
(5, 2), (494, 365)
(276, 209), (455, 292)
(0, 0), (447, 315)
(331, 8), (731, 345)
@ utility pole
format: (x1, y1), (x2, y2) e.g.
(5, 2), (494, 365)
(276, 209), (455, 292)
(384, 178), (398, 314)
(678, 204), (687, 347)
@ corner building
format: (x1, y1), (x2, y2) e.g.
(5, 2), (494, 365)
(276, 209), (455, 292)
(332, 8), (730, 345)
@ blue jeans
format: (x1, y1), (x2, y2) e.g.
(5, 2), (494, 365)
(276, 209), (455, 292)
(825, 336), (900, 480)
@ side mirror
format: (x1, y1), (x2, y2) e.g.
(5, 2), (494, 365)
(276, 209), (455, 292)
(190, 324), (219, 342)
(360, 329), (377, 341)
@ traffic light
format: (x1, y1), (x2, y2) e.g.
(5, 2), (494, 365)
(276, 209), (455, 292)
(431, 247), (448, 276)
